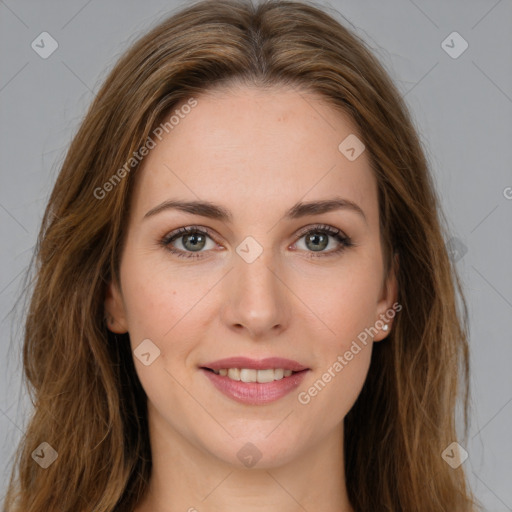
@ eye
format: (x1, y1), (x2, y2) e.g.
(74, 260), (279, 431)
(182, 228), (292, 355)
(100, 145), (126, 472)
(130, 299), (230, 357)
(160, 224), (354, 260)
(292, 224), (354, 258)
(161, 225), (217, 259)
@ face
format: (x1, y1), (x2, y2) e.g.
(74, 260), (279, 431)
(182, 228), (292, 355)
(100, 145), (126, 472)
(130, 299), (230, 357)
(105, 84), (397, 469)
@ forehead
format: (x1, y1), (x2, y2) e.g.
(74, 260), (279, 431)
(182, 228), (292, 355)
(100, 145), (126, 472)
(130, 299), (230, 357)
(131, 85), (378, 228)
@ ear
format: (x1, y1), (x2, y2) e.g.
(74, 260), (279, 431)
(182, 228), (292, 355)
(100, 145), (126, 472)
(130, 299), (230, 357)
(373, 252), (399, 342)
(104, 279), (129, 334)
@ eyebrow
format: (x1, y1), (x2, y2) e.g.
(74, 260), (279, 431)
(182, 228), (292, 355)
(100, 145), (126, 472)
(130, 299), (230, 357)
(143, 196), (367, 224)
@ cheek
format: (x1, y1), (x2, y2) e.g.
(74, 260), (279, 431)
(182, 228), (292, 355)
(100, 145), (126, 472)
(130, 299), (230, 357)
(292, 264), (380, 412)
(120, 249), (206, 337)
(296, 333), (373, 439)
(296, 263), (383, 345)
(118, 254), (198, 374)
(118, 256), (204, 413)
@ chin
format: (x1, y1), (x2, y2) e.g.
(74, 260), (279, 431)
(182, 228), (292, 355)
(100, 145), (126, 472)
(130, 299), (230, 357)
(202, 430), (307, 470)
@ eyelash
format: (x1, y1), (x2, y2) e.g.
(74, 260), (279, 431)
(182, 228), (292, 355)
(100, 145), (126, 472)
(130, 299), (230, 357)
(160, 224), (354, 260)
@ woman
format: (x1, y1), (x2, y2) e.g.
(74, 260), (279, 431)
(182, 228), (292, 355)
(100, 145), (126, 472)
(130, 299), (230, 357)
(3, 0), (480, 510)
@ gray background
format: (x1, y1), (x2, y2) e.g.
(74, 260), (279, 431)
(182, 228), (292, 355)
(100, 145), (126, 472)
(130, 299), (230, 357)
(1, 0), (511, 510)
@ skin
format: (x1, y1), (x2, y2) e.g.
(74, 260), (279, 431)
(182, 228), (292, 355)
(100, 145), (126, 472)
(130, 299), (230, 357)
(105, 84), (398, 512)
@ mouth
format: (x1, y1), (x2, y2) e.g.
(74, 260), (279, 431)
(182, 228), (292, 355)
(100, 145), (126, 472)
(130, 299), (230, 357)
(199, 357), (310, 405)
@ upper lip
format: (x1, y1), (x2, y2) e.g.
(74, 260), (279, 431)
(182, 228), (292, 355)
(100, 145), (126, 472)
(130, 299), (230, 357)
(201, 357), (309, 372)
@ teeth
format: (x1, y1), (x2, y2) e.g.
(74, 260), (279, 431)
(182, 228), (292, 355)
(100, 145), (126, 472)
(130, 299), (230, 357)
(227, 368), (240, 381)
(240, 369), (257, 383)
(256, 369), (274, 383)
(211, 368), (297, 382)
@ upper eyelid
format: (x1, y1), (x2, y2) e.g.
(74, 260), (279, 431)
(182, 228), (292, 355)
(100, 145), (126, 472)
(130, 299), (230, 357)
(295, 223), (345, 238)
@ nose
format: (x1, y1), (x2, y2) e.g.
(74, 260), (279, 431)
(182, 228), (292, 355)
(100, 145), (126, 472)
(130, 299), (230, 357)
(220, 251), (291, 340)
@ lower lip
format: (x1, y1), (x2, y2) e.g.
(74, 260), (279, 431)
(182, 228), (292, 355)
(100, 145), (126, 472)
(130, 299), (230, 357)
(201, 368), (309, 405)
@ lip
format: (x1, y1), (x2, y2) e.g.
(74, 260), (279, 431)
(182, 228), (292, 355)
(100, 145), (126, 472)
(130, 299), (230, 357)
(201, 356), (308, 372)
(200, 356), (310, 405)
(201, 367), (309, 405)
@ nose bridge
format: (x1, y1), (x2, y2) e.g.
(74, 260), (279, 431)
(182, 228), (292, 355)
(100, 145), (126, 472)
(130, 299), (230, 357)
(222, 245), (289, 336)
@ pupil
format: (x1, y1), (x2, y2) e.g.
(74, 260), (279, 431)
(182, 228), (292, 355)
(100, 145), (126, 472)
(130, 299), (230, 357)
(307, 233), (327, 251)
(184, 233), (205, 251)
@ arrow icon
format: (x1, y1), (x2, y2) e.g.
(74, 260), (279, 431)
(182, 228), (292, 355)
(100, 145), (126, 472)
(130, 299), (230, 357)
(338, 134), (365, 161)
(134, 339), (161, 366)
(441, 441), (468, 468)
(31, 32), (59, 59)
(31, 442), (58, 468)
(441, 32), (468, 59)
(236, 442), (262, 467)
(236, 236), (263, 263)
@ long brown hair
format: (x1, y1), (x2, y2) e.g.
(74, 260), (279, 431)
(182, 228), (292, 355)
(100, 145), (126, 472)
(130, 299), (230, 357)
(3, 1), (480, 510)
